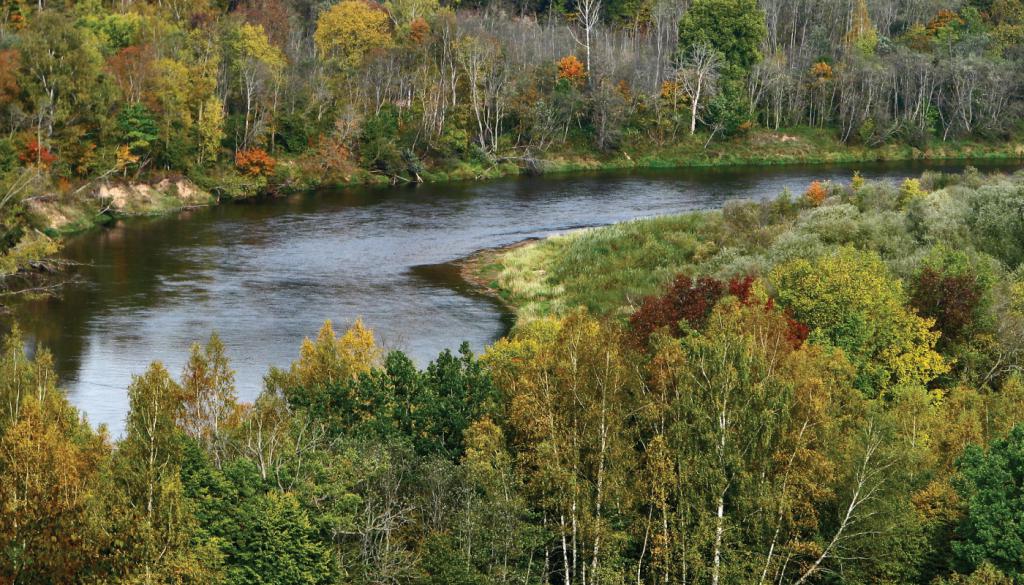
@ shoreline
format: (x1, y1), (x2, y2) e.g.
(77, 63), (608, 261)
(31, 135), (1024, 245)
(456, 237), (543, 311)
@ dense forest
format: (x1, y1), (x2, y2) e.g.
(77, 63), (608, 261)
(2, 0), (1024, 274)
(3, 169), (1024, 583)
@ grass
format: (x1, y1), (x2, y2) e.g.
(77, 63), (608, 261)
(480, 213), (720, 321)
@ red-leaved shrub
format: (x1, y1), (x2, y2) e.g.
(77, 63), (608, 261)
(235, 147), (276, 176)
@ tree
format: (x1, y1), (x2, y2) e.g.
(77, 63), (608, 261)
(227, 23), (285, 149)
(182, 449), (335, 585)
(0, 328), (108, 584)
(113, 362), (222, 582)
(486, 312), (636, 585)
(314, 0), (393, 69)
(953, 424), (1024, 579)
(17, 12), (108, 143)
(197, 95), (225, 165)
(677, 0), (766, 73)
(771, 246), (948, 394)
(269, 319), (380, 409)
(117, 103), (159, 161)
(179, 333), (238, 469)
(675, 41), (722, 135)
(568, 0), (601, 77)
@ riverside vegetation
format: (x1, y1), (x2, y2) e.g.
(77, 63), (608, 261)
(3, 0), (1024, 288)
(5, 168), (1024, 583)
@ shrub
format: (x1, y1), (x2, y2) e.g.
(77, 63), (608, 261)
(629, 274), (762, 346)
(911, 267), (983, 342)
(899, 178), (926, 206)
(556, 55), (586, 86)
(234, 147), (276, 176)
(804, 180), (828, 206)
(19, 139), (56, 168)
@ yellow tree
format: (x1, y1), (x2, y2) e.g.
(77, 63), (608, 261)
(179, 333), (238, 469)
(486, 312), (638, 585)
(0, 328), (109, 584)
(771, 246), (948, 395)
(314, 0), (393, 69)
(229, 23), (285, 148)
(265, 319), (381, 411)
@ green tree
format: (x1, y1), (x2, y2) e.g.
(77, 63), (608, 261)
(677, 0), (766, 72)
(182, 447), (335, 585)
(953, 424), (1024, 579)
(117, 102), (159, 158)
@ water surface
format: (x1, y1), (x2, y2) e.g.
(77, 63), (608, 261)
(9, 161), (1020, 434)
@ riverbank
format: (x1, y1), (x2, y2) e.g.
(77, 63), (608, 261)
(462, 167), (1024, 325)
(24, 127), (1024, 240)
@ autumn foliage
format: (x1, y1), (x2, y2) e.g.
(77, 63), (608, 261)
(809, 61), (833, 81)
(0, 50), (20, 105)
(629, 275), (754, 343)
(234, 147), (276, 176)
(804, 180), (828, 206)
(911, 267), (983, 342)
(557, 55), (586, 86)
(19, 139), (57, 168)
(628, 274), (809, 349)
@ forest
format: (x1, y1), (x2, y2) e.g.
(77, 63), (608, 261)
(3, 169), (1024, 584)
(2, 0), (1024, 274)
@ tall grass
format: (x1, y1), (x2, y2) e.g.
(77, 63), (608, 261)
(493, 213), (716, 320)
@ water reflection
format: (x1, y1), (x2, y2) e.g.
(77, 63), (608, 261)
(7, 161), (1020, 434)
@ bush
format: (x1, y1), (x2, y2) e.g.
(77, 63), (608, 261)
(628, 274), (758, 345)
(359, 104), (405, 175)
(234, 148), (276, 177)
(19, 139), (56, 168)
(804, 180), (828, 206)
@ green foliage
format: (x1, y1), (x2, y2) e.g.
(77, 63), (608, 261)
(772, 246), (948, 393)
(118, 103), (159, 155)
(677, 0), (767, 71)
(182, 447), (335, 585)
(953, 425), (1024, 579)
(359, 104), (405, 174)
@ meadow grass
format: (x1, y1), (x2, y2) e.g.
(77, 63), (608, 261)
(488, 213), (718, 320)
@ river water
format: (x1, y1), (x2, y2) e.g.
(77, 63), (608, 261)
(8, 161), (1020, 434)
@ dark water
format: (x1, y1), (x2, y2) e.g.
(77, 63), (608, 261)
(8, 161), (1021, 434)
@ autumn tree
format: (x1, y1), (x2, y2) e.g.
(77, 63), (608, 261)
(227, 23), (285, 149)
(314, 0), (393, 69)
(771, 246), (948, 394)
(179, 333), (238, 469)
(0, 328), (109, 584)
(486, 312), (637, 585)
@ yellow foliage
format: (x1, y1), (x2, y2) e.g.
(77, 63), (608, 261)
(237, 23), (286, 73)
(289, 319), (380, 388)
(314, 0), (393, 69)
(0, 231), (60, 277)
(771, 247), (948, 393)
(851, 170), (865, 191)
(899, 177), (926, 206)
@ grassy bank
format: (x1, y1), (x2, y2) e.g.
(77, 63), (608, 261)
(466, 166), (1024, 324)
(27, 126), (1024, 240)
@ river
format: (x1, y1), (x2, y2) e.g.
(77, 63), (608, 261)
(7, 161), (1020, 434)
